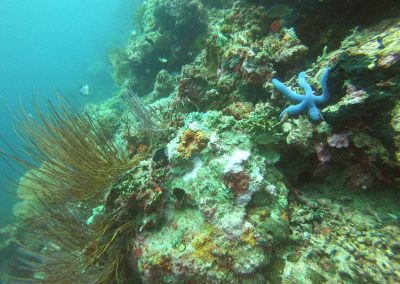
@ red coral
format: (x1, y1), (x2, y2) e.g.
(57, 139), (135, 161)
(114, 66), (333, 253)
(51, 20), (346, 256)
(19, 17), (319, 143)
(223, 101), (254, 120)
(270, 19), (281, 33)
(178, 77), (207, 103)
(224, 171), (250, 196)
(134, 247), (142, 260)
(124, 130), (147, 159)
(178, 78), (189, 95)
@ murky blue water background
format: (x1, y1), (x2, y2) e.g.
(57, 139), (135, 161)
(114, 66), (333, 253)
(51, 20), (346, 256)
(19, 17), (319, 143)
(0, 0), (142, 226)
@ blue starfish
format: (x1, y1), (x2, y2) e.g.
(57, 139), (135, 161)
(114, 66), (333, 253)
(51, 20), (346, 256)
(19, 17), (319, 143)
(272, 67), (330, 121)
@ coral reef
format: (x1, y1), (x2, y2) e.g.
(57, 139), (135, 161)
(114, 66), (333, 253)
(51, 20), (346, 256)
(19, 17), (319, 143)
(177, 129), (208, 159)
(111, 0), (207, 95)
(2, 1), (400, 283)
(327, 133), (350, 148)
(283, 182), (400, 283)
(175, 1), (308, 111)
(136, 112), (289, 283)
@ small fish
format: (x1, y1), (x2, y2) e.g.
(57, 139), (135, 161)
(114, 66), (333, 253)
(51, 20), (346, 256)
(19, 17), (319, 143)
(158, 57), (168, 63)
(387, 213), (400, 223)
(376, 36), (384, 49)
(79, 84), (90, 96)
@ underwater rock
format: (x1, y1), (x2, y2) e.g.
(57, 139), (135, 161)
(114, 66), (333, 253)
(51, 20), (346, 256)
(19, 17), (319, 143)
(175, 1), (309, 111)
(86, 95), (125, 138)
(292, 18), (400, 180)
(284, 117), (314, 148)
(134, 111), (289, 283)
(292, 0), (400, 59)
(147, 69), (176, 101)
(284, 182), (400, 283)
(327, 133), (350, 148)
(112, 0), (207, 95)
(322, 83), (370, 122)
(223, 101), (254, 120)
(321, 18), (400, 125)
(7, 1), (400, 283)
(391, 101), (400, 162)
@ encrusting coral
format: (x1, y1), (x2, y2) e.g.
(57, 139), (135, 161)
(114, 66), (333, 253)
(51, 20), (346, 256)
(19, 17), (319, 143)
(177, 129), (208, 159)
(2, 1), (400, 283)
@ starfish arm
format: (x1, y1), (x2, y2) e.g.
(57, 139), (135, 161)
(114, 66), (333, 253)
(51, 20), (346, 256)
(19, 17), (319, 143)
(308, 104), (321, 121)
(298, 72), (313, 95)
(279, 101), (307, 118)
(272, 78), (303, 102)
(314, 67), (330, 104)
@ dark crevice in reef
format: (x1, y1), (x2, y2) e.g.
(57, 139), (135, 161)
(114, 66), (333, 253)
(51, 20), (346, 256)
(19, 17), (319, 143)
(249, 0), (400, 64)
(291, 0), (400, 61)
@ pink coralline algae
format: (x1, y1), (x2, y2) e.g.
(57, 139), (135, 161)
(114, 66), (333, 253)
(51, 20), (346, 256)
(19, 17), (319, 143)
(315, 143), (331, 163)
(345, 84), (369, 103)
(327, 133), (350, 148)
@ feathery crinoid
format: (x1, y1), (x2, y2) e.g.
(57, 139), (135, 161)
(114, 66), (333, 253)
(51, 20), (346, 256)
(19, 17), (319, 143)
(4, 96), (140, 204)
(0, 95), (144, 283)
(122, 88), (165, 134)
(122, 88), (184, 150)
(5, 192), (141, 284)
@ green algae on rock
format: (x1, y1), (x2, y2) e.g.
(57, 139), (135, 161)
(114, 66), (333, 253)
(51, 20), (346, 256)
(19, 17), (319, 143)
(111, 0), (207, 96)
(3, 1), (400, 283)
(135, 111), (289, 283)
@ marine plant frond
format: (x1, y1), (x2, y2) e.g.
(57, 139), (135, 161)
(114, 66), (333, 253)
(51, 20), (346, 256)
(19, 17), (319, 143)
(3, 202), (92, 283)
(15, 200), (139, 283)
(0, 95), (145, 283)
(122, 88), (166, 134)
(3, 95), (141, 203)
(11, 199), (136, 283)
(86, 212), (138, 283)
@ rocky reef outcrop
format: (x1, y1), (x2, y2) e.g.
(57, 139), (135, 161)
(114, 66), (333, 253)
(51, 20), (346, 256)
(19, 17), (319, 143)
(3, 1), (400, 283)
